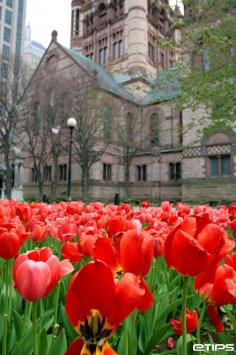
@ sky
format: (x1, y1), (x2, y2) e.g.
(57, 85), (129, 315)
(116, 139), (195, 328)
(26, 0), (182, 49)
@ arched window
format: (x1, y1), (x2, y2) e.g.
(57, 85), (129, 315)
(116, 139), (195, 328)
(63, 93), (70, 119)
(126, 112), (134, 141)
(98, 3), (107, 18)
(33, 102), (41, 132)
(207, 133), (231, 178)
(150, 113), (159, 145)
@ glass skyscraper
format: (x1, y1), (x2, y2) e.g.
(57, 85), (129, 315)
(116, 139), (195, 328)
(0, 0), (27, 77)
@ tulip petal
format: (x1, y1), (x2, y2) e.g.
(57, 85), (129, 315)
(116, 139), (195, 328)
(207, 305), (224, 332)
(66, 261), (115, 327)
(120, 230), (153, 277)
(197, 224), (224, 255)
(168, 230), (212, 276)
(108, 273), (145, 326)
(137, 279), (154, 311)
(65, 337), (84, 355)
(93, 237), (119, 271)
(16, 260), (51, 301)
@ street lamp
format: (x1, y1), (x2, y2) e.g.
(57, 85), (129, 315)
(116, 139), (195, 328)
(67, 117), (77, 201)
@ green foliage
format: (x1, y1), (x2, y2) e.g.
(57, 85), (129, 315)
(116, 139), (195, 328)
(178, 0), (236, 130)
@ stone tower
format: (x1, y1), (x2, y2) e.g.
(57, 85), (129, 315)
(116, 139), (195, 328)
(70, 0), (179, 76)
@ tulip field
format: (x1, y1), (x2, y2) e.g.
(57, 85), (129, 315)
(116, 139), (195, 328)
(0, 199), (236, 355)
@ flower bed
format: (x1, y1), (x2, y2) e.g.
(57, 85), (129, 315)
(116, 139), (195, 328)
(0, 200), (235, 354)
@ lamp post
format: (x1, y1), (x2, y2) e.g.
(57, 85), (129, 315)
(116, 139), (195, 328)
(67, 117), (77, 201)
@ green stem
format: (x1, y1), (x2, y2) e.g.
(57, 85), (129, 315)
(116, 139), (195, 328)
(196, 301), (206, 354)
(53, 281), (60, 325)
(23, 301), (32, 335)
(32, 301), (38, 355)
(8, 260), (13, 323)
(125, 320), (129, 355)
(182, 277), (189, 355)
(2, 314), (8, 355)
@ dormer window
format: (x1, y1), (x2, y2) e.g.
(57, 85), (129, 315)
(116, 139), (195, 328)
(98, 3), (107, 18)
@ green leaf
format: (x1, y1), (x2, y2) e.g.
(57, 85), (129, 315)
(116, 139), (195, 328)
(118, 317), (137, 355)
(0, 314), (5, 343)
(7, 325), (17, 353)
(176, 334), (194, 355)
(12, 309), (24, 339)
(10, 327), (33, 355)
(38, 329), (48, 355)
(37, 309), (54, 331)
(59, 305), (77, 342)
(48, 329), (67, 355)
(142, 323), (172, 355)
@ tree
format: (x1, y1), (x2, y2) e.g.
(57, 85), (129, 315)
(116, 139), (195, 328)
(115, 110), (147, 201)
(20, 73), (69, 200)
(72, 80), (111, 200)
(0, 56), (30, 198)
(176, 0), (236, 132)
(36, 74), (70, 200)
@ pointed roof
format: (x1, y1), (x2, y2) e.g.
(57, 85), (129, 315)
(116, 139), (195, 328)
(61, 46), (138, 104)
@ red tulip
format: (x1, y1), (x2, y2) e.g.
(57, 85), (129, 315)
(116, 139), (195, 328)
(167, 337), (175, 348)
(32, 225), (48, 242)
(0, 225), (28, 259)
(61, 242), (82, 263)
(141, 200), (151, 208)
(66, 260), (147, 354)
(93, 232), (154, 311)
(206, 305), (224, 332)
(225, 252), (236, 271)
(13, 247), (73, 301)
(120, 230), (153, 277)
(195, 263), (236, 306)
(164, 216), (234, 276)
(169, 309), (199, 335)
(0, 231), (21, 259)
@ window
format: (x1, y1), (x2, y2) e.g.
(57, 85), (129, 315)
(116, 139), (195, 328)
(99, 47), (107, 65)
(113, 40), (123, 60)
(86, 53), (93, 60)
(5, 9), (12, 25)
(4, 27), (11, 42)
(160, 52), (165, 69)
(103, 163), (112, 180)
(63, 94), (70, 118)
(43, 166), (52, 182)
(75, 9), (80, 35)
(137, 165), (147, 181)
(149, 43), (155, 62)
(209, 155), (231, 177)
(126, 112), (134, 141)
(150, 113), (159, 145)
(169, 162), (181, 181)
(98, 3), (107, 18)
(2, 45), (9, 60)
(59, 164), (67, 181)
(33, 102), (41, 132)
(6, 0), (13, 8)
(1, 62), (8, 78)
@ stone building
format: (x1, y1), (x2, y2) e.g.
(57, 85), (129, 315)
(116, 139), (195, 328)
(22, 0), (236, 203)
